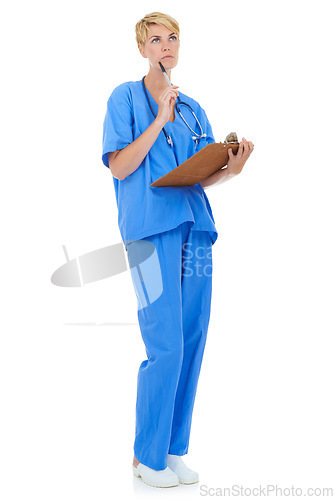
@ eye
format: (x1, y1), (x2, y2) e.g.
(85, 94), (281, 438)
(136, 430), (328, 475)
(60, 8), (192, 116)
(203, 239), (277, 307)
(151, 36), (178, 43)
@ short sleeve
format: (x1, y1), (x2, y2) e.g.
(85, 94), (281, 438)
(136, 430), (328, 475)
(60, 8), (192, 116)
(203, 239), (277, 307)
(102, 83), (134, 168)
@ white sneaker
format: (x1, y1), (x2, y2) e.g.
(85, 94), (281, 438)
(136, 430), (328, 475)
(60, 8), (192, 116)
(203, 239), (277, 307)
(167, 454), (199, 484)
(133, 463), (179, 488)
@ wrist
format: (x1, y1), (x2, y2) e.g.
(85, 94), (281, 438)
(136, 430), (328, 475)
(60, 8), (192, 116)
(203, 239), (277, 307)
(226, 163), (238, 177)
(154, 116), (165, 129)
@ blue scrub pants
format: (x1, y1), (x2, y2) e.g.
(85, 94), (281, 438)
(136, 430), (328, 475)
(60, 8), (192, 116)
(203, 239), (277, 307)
(126, 221), (213, 471)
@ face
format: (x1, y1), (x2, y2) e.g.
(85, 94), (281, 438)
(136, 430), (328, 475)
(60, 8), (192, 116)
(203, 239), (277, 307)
(138, 24), (180, 70)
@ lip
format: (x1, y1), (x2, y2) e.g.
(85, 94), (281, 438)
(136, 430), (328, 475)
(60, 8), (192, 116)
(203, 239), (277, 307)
(162, 55), (173, 59)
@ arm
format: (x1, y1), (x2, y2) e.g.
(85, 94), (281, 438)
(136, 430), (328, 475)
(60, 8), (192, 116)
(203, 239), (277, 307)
(109, 117), (164, 180)
(200, 166), (236, 190)
(109, 85), (179, 181)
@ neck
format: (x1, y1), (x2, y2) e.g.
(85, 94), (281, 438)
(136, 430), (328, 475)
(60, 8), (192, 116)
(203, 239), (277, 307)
(144, 65), (172, 93)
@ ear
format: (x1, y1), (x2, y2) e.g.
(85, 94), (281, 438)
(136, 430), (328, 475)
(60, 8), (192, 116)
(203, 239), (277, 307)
(138, 44), (147, 58)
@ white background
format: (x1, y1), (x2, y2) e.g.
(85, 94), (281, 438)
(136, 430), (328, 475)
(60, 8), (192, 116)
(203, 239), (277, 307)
(1, 0), (333, 497)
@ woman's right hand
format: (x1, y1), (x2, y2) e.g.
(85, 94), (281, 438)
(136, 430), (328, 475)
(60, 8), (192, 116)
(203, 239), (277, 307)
(156, 85), (179, 127)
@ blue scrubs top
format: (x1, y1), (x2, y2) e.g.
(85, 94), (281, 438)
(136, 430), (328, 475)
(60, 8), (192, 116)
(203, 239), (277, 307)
(102, 80), (219, 249)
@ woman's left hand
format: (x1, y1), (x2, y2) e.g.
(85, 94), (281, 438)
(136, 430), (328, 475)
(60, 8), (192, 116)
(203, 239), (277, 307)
(227, 137), (254, 176)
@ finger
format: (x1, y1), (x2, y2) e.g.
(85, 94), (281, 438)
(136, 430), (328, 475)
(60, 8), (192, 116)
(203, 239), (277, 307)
(243, 140), (250, 155)
(161, 89), (178, 103)
(166, 88), (179, 99)
(168, 94), (176, 105)
(242, 138), (253, 156)
(162, 86), (179, 97)
(237, 142), (244, 157)
(163, 84), (179, 91)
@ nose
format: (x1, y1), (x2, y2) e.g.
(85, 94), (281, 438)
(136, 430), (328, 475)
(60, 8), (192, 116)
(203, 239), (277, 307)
(161, 40), (171, 52)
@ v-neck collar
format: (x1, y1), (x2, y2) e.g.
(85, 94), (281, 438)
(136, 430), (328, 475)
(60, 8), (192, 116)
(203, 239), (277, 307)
(141, 78), (177, 124)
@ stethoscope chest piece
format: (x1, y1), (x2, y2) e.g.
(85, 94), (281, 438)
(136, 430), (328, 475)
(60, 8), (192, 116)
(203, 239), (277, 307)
(166, 135), (174, 147)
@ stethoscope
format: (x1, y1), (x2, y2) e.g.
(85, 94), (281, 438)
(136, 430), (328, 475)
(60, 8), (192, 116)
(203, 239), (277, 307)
(141, 71), (207, 149)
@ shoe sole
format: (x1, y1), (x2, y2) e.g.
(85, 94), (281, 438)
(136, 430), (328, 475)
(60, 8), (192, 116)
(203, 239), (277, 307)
(179, 478), (199, 485)
(132, 465), (179, 488)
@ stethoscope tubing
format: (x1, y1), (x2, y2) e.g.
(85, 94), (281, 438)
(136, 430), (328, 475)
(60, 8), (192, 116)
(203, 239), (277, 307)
(141, 76), (206, 147)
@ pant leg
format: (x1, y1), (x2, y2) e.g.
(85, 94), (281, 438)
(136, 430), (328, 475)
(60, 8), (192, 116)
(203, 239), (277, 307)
(168, 229), (213, 456)
(126, 222), (193, 471)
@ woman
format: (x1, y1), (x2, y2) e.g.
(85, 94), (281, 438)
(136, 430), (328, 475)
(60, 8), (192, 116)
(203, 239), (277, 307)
(102, 12), (254, 488)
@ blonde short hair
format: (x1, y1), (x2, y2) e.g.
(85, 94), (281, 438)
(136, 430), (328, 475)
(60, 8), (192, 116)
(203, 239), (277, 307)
(135, 12), (180, 48)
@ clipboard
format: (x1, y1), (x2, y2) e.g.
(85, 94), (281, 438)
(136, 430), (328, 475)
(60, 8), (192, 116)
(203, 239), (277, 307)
(150, 142), (239, 187)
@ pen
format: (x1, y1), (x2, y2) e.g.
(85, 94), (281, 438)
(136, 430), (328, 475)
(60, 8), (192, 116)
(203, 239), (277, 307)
(159, 61), (173, 85)
(159, 61), (180, 103)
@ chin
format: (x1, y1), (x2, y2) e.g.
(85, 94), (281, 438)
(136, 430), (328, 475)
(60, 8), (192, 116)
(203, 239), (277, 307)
(160, 59), (177, 69)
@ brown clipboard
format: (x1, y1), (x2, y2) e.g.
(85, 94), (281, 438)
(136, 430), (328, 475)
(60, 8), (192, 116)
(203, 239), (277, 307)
(150, 142), (239, 187)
